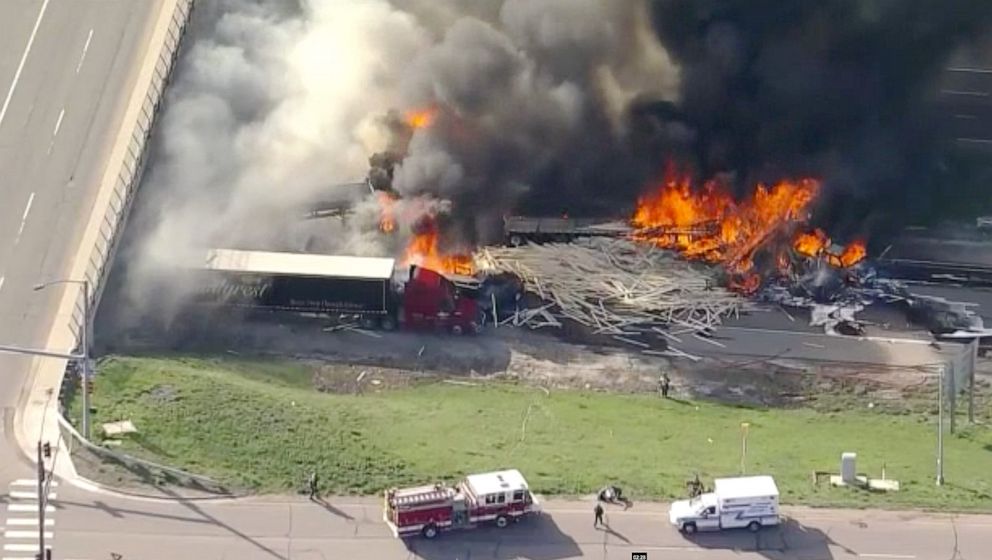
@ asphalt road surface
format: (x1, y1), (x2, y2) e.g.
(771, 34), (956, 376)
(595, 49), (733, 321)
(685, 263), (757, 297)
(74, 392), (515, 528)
(45, 491), (991, 560)
(0, 0), (162, 555)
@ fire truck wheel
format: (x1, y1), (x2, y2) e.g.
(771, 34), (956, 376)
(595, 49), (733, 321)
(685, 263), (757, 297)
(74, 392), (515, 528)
(510, 235), (524, 247)
(748, 521), (761, 532)
(450, 324), (464, 336)
(422, 524), (439, 539)
(495, 515), (510, 529)
(381, 316), (397, 331)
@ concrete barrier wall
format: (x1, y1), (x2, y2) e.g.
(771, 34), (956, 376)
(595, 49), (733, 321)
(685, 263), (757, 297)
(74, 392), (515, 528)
(68, 0), (195, 342)
(17, 0), (197, 483)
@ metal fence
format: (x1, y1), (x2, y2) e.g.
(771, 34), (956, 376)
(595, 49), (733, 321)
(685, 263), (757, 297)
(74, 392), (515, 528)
(69, 0), (195, 344)
(57, 414), (235, 496)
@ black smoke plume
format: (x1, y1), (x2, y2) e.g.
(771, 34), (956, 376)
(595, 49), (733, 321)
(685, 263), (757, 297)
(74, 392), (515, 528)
(639, 0), (992, 241)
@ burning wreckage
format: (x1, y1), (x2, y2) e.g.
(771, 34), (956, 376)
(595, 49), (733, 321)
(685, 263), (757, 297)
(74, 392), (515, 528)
(291, 113), (985, 353)
(340, 160), (986, 356)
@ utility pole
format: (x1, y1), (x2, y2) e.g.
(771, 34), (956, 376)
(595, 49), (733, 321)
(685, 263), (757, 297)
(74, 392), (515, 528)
(36, 441), (50, 560)
(33, 279), (91, 438)
(937, 364), (945, 486)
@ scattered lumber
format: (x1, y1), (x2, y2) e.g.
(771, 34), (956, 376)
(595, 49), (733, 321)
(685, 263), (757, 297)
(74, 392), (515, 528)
(475, 238), (744, 355)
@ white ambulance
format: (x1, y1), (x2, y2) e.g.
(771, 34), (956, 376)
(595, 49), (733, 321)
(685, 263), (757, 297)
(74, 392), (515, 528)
(669, 475), (780, 534)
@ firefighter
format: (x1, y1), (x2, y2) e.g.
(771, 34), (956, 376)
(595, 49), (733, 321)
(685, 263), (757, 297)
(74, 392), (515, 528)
(594, 502), (605, 528)
(308, 471), (319, 501)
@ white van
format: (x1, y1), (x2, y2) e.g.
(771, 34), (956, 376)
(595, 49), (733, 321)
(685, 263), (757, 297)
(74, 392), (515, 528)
(669, 475), (780, 534)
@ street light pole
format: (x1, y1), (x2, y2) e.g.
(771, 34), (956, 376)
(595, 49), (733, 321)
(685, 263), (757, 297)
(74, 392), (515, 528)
(81, 279), (90, 439)
(937, 364), (945, 486)
(34, 279), (91, 439)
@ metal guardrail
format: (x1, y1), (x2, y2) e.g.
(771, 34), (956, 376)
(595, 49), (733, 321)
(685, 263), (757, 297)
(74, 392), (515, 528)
(52, 1), (215, 493)
(56, 413), (234, 496)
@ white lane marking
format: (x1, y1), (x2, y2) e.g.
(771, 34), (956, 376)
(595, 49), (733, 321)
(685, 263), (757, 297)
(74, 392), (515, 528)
(75, 28), (94, 74)
(0, 276), (5, 293)
(52, 107), (64, 137)
(9, 480), (56, 488)
(720, 326), (935, 346)
(859, 554), (916, 559)
(8, 491), (55, 500)
(4, 530), (52, 539)
(5, 518), (53, 526)
(0, 0), (52, 129)
(14, 192), (35, 243)
(6, 504), (54, 513)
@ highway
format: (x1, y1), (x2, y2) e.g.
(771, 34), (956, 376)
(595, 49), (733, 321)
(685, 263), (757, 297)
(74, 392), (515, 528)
(42, 490), (992, 560)
(0, 0), (163, 556)
(0, 2), (988, 559)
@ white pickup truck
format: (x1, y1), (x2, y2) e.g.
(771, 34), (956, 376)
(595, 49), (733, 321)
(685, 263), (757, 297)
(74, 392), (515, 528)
(669, 475), (780, 534)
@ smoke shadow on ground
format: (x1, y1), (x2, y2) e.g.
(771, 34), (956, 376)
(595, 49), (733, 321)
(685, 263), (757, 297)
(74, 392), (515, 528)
(404, 512), (582, 560)
(94, 298), (517, 376)
(680, 517), (854, 559)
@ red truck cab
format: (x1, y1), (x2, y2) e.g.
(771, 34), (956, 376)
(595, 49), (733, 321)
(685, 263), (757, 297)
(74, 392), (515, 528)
(384, 469), (540, 539)
(402, 266), (481, 334)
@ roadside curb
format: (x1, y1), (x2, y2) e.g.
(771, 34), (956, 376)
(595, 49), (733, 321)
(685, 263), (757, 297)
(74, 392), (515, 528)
(64, 474), (248, 504)
(13, 0), (187, 489)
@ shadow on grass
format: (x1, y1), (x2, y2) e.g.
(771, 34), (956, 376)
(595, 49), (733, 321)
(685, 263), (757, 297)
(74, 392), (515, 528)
(680, 516), (855, 560)
(404, 513), (582, 560)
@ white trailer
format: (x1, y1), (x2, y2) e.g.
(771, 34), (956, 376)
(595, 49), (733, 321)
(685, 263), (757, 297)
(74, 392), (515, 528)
(669, 475), (780, 534)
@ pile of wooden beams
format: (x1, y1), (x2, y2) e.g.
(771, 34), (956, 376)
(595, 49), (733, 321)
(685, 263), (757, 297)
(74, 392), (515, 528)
(475, 239), (744, 356)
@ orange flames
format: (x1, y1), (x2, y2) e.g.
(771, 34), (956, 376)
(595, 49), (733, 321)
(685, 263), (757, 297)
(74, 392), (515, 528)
(792, 228), (867, 268)
(401, 222), (474, 276)
(376, 192), (397, 233)
(837, 240), (867, 268)
(632, 163), (868, 291)
(375, 190), (473, 276)
(793, 228), (830, 257)
(404, 107), (437, 130)
(633, 163), (819, 274)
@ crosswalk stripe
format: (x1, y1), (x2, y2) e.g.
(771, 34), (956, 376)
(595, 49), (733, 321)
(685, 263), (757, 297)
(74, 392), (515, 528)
(6, 504), (54, 513)
(4, 531), (52, 539)
(4, 519), (53, 527)
(3, 543), (40, 551)
(7, 491), (55, 501)
(9, 480), (56, 488)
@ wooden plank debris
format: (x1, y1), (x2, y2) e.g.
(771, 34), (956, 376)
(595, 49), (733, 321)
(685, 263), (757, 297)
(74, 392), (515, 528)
(475, 238), (746, 358)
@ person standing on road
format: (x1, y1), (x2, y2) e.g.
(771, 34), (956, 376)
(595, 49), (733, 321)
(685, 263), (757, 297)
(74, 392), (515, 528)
(308, 471), (319, 501)
(594, 503), (605, 528)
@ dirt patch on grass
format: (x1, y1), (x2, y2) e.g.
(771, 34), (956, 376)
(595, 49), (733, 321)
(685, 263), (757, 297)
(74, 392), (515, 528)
(311, 363), (437, 394)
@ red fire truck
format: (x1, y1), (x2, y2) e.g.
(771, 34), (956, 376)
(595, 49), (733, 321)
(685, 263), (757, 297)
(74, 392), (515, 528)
(383, 469), (541, 539)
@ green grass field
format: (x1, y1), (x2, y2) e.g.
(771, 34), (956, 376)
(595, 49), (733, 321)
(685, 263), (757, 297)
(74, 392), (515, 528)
(70, 355), (992, 510)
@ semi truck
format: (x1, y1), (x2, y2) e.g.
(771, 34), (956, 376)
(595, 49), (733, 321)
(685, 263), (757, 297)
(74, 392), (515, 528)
(669, 475), (780, 534)
(502, 216), (631, 246)
(384, 469), (541, 539)
(193, 248), (482, 334)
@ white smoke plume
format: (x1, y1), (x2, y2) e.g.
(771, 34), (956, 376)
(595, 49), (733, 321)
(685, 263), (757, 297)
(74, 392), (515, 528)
(118, 0), (680, 317)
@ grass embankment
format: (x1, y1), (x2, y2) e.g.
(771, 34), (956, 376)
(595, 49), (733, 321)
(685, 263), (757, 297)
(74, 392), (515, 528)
(71, 356), (992, 510)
